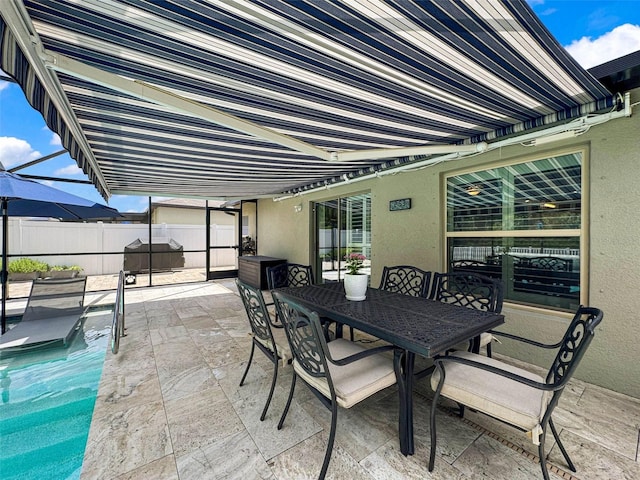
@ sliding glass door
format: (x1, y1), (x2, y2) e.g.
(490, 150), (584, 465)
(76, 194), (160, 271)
(313, 193), (371, 283)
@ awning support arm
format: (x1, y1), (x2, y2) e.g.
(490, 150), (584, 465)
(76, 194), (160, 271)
(44, 51), (494, 164)
(44, 52), (334, 161)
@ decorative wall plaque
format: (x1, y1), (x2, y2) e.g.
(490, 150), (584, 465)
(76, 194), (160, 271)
(389, 198), (411, 211)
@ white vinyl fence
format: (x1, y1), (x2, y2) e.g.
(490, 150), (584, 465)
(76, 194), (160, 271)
(451, 245), (580, 270)
(2, 219), (237, 275)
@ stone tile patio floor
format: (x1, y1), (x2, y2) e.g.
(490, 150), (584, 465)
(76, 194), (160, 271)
(69, 279), (639, 479)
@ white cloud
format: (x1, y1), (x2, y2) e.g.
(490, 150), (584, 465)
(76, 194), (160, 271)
(0, 81), (10, 92)
(0, 136), (41, 168)
(50, 133), (62, 146)
(55, 164), (83, 176)
(565, 23), (640, 69)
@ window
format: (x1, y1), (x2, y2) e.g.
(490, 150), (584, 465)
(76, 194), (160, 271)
(445, 151), (585, 311)
(242, 216), (249, 236)
(313, 193), (371, 283)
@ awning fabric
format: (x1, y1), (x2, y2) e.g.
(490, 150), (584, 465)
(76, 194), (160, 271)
(0, 0), (613, 200)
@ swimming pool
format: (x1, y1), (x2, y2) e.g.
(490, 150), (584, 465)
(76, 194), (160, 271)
(0, 312), (111, 480)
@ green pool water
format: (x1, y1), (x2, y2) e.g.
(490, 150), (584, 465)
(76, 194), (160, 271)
(0, 313), (110, 480)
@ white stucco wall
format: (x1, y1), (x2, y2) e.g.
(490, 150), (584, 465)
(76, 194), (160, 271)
(257, 88), (640, 398)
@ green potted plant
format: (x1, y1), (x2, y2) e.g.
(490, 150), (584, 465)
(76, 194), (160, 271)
(43, 264), (83, 279)
(343, 252), (368, 301)
(8, 258), (49, 281)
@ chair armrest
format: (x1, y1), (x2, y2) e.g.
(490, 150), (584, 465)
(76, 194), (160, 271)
(434, 354), (563, 391)
(326, 344), (395, 366)
(489, 330), (562, 349)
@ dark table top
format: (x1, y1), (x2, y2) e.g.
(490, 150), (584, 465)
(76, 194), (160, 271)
(275, 282), (504, 357)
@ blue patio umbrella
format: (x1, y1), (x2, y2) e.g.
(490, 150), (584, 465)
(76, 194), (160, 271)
(0, 170), (121, 334)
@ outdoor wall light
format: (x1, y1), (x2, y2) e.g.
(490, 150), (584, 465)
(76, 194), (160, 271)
(294, 203), (303, 213)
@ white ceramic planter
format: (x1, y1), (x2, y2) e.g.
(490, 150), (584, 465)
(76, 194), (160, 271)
(344, 273), (368, 301)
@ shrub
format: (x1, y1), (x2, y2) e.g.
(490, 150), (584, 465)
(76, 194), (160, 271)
(50, 265), (83, 271)
(8, 258), (49, 273)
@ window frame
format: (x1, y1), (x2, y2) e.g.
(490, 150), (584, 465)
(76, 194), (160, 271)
(442, 146), (589, 312)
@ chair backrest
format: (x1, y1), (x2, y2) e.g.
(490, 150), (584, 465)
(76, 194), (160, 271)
(450, 259), (487, 269)
(430, 272), (503, 313)
(23, 277), (87, 321)
(527, 256), (572, 272)
(267, 263), (314, 290)
(272, 292), (332, 383)
(547, 306), (603, 387)
(379, 265), (431, 297)
(236, 279), (277, 347)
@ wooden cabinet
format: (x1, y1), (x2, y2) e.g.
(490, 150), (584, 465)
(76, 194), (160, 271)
(238, 256), (286, 290)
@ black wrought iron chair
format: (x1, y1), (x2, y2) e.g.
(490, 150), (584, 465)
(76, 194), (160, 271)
(236, 279), (292, 421)
(430, 271), (504, 356)
(266, 262), (314, 290)
(272, 291), (397, 480)
(428, 306), (603, 480)
(266, 262), (343, 341)
(266, 262), (313, 316)
(379, 265), (431, 298)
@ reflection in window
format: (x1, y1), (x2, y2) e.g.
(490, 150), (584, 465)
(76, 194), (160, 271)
(446, 153), (583, 311)
(314, 193), (371, 283)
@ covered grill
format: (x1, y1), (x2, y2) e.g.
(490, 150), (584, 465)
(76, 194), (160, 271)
(123, 238), (184, 273)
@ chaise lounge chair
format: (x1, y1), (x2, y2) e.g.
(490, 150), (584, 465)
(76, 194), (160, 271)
(0, 277), (88, 351)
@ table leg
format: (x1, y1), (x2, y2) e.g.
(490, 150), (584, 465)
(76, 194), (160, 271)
(470, 334), (481, 353)
(335, 323), (343, 339)
(393, 349), (415, 456)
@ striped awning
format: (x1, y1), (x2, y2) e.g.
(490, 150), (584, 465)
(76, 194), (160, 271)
(0, 0), (614, 200)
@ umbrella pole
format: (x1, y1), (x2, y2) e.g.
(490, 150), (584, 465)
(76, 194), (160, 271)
(1, 199), (7, 334)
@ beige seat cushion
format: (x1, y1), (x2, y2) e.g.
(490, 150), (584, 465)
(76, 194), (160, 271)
(254, 327), (291, 366)
(294, 338), (396, 409)
(451, 331), (494, 352)
(431, 351), (551, 439)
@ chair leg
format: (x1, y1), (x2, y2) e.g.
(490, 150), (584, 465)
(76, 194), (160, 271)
(538, 427), (551, 480)
(277, 373), (297, 430)
(319, 400), (338, 480)
(428, 388), (440, 472)
(429, 364), (447, 472)
(322, 321), (332, 342)
(486, 341), (493, 358)
(239, 342), (255, 387)
(549, 418), (576, 472)
(260, 358), (278, 421)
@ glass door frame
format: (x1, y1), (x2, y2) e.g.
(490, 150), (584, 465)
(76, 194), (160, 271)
(206, 204), (241, 280)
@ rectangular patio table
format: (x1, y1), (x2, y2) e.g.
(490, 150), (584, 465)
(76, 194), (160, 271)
(275, 281), (504, 456)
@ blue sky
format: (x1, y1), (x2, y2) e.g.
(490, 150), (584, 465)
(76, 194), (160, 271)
(1, 1), (640, 213)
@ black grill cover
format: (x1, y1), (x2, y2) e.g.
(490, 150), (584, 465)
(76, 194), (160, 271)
(123, 238), (185, 272)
